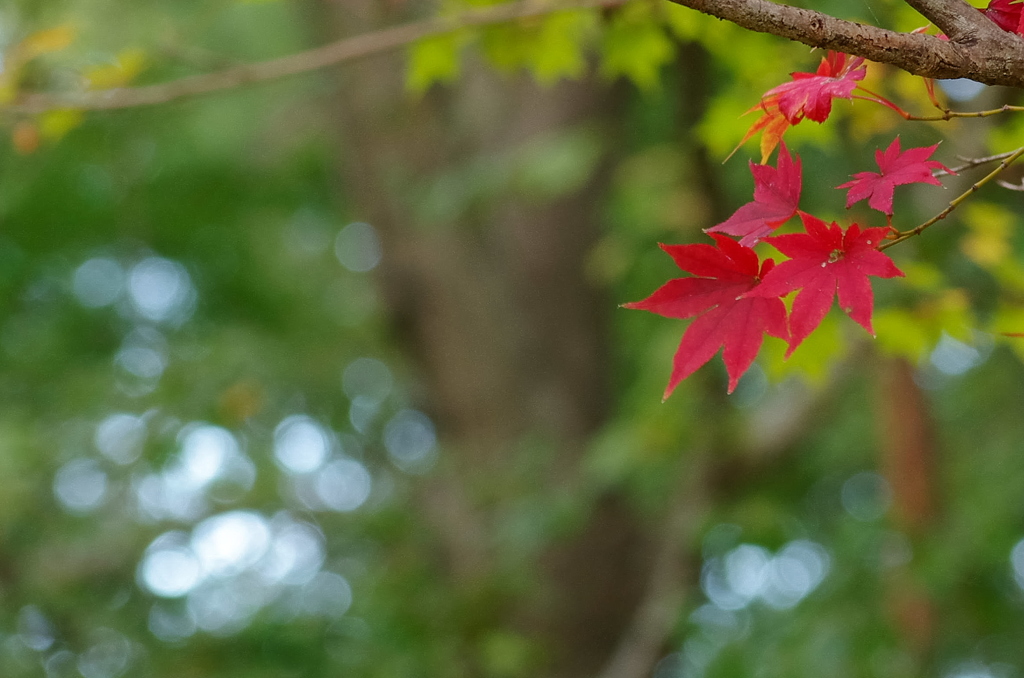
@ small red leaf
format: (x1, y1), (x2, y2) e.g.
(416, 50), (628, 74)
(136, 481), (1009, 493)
(706, 144), (802, 247)
(624, 235), (788, 396)
(763, 51), (866, 125)
(739, 51), (865, 161)
(746, 213), (904, 355)
(837, 137), (952, 215)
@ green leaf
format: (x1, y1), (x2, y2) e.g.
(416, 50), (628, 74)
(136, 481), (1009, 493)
(515, 125), (603, 198)
(874, 307), (932, 360)
(480, 10), (596, 84)
(599, 4), (675, 90)
(761, 311), (846, 383)
(406, 31), (468, 94)
(525, 10), (596, 84)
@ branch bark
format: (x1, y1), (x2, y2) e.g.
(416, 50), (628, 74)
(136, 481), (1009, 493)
(665, 0), (1024, 88)
(901, 0), (997, 40)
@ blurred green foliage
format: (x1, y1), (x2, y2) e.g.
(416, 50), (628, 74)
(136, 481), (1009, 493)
(0, 1), (1024, 678)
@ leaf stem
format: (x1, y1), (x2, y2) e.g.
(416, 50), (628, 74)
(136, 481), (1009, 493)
(879, 145), (1024, 250)
(853, 86), (909, 117)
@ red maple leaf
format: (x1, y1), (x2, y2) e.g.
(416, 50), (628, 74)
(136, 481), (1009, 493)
(837, 137), (952, 215)
(746, 213), (903, 355)
(763, 51), (866, 124)
(982, 0), (1024, 34)
(707, 144), (801, 247)
(740, 51), (866, 162)
(623, 234), (788, 397)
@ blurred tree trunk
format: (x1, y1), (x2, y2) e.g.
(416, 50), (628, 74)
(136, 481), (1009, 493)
(876, 356), (939, 661)
(308, 2), (653, 676)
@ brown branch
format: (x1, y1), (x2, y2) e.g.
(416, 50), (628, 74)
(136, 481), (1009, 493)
(664, 0), (1024, 88)
(901, 0), (998, 41)
(4, 0), (629, 114)
(11, 0), (1024, 116)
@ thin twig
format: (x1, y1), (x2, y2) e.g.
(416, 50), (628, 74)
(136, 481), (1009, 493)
(906, 104), (1024, 122)
(879, 146), (1024, 250)
(935, 149), (1021, 176)
(997, 179), (1024, 191)
(3, 0), (630, 114)
(855, 83), (1024, 126)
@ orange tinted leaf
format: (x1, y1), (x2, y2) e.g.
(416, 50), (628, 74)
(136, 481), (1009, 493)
(12, 122), (40, 155)
(14, 25), (75, 61)
(732, 99), (791, 164)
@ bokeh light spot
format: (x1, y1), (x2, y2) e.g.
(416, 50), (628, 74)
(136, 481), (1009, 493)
(701, 540), (830, 611)
(384, 409), (437, 474)
(314, 458), (372, 512)
(334, 222), (382, 272)
(1010, 539), (1024, 589)
(191, 511), (271, 577)
(140, 538), (202, 598)
(186, 575), (269, 635)
(929, 332), (982, 376)
(260, 517), (326, 586)
(128, 257), (195, 323)
(296, 571), (353, 618)
(148, 604), (196, 643)
(72, 257), (124, 308)
(94, 413), (146, 465)
(17, 606), (55, 652)
(77, 628), (132, 678)
(273, 416), (331, 474)
(761, 540), (831, 609)
(348, 396), (379, 434)
(53, 458), (108, 513)
(178, 425), (238, 488)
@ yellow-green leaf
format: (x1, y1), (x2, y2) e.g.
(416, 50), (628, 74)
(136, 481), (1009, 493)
(406, 32), (467, 95)
(85, 49), (148, 90)
(599, 5), (675, 90)
(14, 25), (76, 62)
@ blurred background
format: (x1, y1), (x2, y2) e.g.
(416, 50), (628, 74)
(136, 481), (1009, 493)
(2, 0), (1024, 677)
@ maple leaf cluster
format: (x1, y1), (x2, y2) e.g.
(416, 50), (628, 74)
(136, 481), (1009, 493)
(626, 63), (958, 397)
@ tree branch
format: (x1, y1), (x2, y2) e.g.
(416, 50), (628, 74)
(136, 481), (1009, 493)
(10, 0), (1024, 116)
(665, 0), (1024, 88)
(3, 0), (629, 114)
(900, 0), (998, 42)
